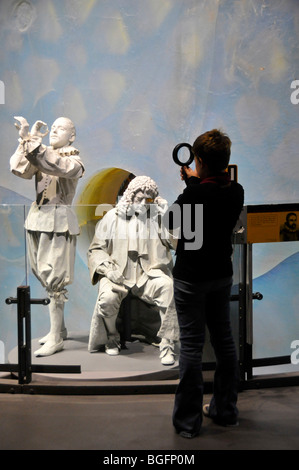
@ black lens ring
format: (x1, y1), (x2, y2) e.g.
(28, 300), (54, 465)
(172, 142), (194, 166)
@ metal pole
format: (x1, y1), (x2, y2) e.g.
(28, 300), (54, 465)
(5, 286), (49, 384)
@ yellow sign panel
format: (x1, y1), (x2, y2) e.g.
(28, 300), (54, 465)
(247, 208), (299, 243)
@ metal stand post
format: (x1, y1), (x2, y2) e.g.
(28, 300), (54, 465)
(0, 285), (81, 384)
(230, 244), (263, 383)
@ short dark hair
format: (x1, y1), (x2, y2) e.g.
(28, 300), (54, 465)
(192, 129), (231, 172)
(286, 212), (297, 222)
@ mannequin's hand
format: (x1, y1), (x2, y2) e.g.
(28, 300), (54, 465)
(14, 116), (29, 139)
(154, 196), (168, 207)
(154, 196), (168, 215)
(31, 120), (49, 138)
(106, 269), (124, 284)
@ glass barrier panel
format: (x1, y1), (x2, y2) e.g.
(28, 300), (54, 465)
(3, 203), (298, 384)
(252, 241), (299, 375)
(0, 205), (27, 371)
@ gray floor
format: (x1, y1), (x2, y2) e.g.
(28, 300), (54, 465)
(2, 333), (299, 452)
(0, 379), (298, 451)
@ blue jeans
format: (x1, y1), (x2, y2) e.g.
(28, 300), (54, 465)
(172, 276), (239, 435)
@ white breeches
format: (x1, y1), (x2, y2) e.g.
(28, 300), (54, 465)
(26, 230), (76, 301)
(97, 276), (179, 341)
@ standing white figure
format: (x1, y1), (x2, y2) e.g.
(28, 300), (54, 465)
(10, 116), (84, 357)
(87, 176), (179, 365)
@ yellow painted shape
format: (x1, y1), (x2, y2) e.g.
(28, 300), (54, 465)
(75, 167), (134, 227)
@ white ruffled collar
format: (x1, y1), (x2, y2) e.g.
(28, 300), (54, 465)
(56, 145), (79, 156)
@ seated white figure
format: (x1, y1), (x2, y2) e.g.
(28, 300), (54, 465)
(87, 176), (179, 365)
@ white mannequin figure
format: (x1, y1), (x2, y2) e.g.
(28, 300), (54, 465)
(10, 116), (84, 357)
(87, 176), (179, 366)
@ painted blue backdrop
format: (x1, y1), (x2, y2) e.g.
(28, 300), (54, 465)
(0, 0), (298, 363)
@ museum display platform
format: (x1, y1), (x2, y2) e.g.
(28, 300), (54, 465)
(8, 331), (179, 382)
(0, 331), (181, 395)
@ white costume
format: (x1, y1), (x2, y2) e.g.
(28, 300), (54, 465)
(10, 117), (84, 356)
(88, 176), (179, 365)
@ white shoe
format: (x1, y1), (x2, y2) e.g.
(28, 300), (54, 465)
(105, 340), (121, 356)
(160, 346), (175, 366)
(39, 328), (67, 344)
(34, 340), (64, 357)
